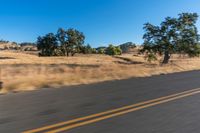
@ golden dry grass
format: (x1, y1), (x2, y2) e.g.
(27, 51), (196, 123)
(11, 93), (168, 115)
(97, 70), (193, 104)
(0, 51), (200, 94)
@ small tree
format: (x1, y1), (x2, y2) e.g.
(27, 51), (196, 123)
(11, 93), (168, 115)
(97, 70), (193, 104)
(119, 42), (136, 53)
(105, 45), (122, 56)
(81, 44), (93, 54)
(141, 13), (200, 64)
(91, 48), (97, 54)
(98, 48), (105, 54)
(37, 33), (58, 56)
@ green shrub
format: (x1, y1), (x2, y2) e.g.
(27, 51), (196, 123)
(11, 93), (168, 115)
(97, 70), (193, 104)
(105, 45), (122, 56)
(98, 48), (105, 54)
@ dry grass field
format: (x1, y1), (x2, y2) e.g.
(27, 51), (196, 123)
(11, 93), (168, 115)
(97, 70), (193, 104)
(0, 51), (200, 94)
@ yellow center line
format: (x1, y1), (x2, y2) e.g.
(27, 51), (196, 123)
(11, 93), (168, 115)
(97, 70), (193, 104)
(47, 90), (200, 133)
(23, 88), (200, 133)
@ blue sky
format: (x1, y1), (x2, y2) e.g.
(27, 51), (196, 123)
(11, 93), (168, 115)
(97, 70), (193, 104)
(0, 0), (199, 47)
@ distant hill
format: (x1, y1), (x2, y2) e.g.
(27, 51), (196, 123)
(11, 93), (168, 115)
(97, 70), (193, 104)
(0, 42), (20, 50)
(95, 42), (138, 54)
(19, 42), (37, 51)
(96, 46), (107, 51)
(0, 42), (37, 51)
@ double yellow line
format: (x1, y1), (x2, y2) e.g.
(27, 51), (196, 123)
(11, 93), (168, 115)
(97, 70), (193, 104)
(23, 88), (200, 133)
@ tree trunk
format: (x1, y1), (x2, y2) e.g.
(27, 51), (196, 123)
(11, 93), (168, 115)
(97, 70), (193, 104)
(162, 51), (170, 64)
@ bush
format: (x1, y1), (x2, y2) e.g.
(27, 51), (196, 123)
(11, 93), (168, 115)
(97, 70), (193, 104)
(98, 48), (105, 54)
(145, 52), (157, 62)
(119, 42), (136, 53)
(81, 44), (95, 54)
(187, 44), (200, 57)
(105, 45), (122, 56)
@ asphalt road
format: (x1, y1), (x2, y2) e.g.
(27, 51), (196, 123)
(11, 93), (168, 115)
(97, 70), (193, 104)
(1, 70), (200, 133)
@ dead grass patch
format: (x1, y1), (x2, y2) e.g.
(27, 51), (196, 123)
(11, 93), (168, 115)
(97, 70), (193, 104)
(0, 51), (200, 94)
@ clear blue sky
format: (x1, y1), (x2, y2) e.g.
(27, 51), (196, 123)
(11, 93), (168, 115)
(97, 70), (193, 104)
(0, 0), (199, 47)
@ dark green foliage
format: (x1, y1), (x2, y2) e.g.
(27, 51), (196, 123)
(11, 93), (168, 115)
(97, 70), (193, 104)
(187, 43), (200, 57)
(145, 52), (157, 62)
(81, 44), (94, 54)
(141, 13), (200, 63)
(91, 48), (97, 54)
(57, 28), (85, 56)
(96, 47), (106, 54)
(37, 33), (58, 56)
(97, 48), (105, 54)
(105, 45), (122, 56)
(37, 28), (85, 56)
(20, 42), (36, 46)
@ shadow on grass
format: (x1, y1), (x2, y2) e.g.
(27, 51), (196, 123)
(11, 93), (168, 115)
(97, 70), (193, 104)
(113, 56), (143, 65)
(49, 63), (101, 68)
(0, 57), (15, 60)
(0, 63), (100, 68)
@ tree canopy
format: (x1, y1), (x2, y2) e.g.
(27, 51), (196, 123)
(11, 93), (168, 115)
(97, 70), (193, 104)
(105, 45), (122, 56)
(37, 28), (85, 56)
(37, 33), (58, 56)
(141, 13), (200, 64)
(57, 28), (85, 56)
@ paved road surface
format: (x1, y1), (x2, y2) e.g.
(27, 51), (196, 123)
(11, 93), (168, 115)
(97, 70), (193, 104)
(0, 70), (200, 133)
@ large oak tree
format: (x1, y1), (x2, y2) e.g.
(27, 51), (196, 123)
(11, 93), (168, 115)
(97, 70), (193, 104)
(141, 13), (200, 64)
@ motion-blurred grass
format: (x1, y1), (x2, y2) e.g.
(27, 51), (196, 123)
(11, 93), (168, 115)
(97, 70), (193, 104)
(0, 51), (200, 93)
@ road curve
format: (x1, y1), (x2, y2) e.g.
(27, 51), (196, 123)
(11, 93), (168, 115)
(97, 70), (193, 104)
(0, 70), (200, 133)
